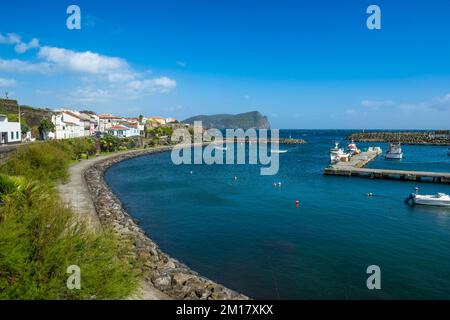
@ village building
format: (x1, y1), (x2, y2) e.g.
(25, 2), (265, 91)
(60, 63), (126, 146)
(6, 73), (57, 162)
(0, 114), (21, 145)
(146, 116), (167, 127)
(165, 117), (178, 124)
(106, 122), (140, 138)
(98, 114), (124, 132)
(50, 110), (85, 139)
(89, 114), (100, 135)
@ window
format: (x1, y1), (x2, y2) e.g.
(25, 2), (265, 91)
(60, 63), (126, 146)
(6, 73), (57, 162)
(11, 132), (14, 140)
(16, 132), (19, 140)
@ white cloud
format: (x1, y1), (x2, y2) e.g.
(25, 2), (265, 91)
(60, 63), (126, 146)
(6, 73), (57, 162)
(360, 93), (450, 114)
(68, 87), (111, 103)
(0, 58), (52, 74)
(38, 46), (129, 75)
(0, 77), (17, 87)
(176, 60), (187, 68)
(15, 38), (40, 54)
(127, 76), (177, 94)
(0, 33), (40, 54)
(0, 33), (21, 45)
(108, 72), (135, 82)
(0, 32), (178, 103)
(361, 99), (395, 109)
(438, 93), (450, 103)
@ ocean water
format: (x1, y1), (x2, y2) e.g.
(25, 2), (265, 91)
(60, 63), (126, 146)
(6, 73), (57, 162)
(105, 130), (450, 299)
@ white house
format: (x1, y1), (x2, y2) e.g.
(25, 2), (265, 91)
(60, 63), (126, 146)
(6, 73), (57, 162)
(98, 114), (123, 132)
(146, 116), (166, 127)
(165, 117), (177, 124)
(90, 114), (100, 134)
(0, 114), (21, 145)
(106, 122), (140, 138)
(50, 110), (85, 139)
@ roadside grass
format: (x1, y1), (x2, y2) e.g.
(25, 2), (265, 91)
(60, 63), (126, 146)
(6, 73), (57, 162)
(0, 139), (139, 299)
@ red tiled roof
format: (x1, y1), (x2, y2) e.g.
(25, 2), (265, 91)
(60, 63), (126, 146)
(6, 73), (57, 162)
(120, 121), (138, 128)
(107, 125), (130, 130)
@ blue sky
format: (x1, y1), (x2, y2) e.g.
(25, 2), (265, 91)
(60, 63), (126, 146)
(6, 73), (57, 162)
(0, 0), (450, 129)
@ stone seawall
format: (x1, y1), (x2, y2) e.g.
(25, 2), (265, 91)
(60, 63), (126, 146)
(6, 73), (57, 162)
(83, 147), (249, 300)
(348, 132), (450, 145)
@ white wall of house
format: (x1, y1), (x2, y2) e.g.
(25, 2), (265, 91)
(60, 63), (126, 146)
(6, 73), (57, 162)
(0, 115), (21, 144)
(51, 112), (85, 139)
(106, 126), (140, 138)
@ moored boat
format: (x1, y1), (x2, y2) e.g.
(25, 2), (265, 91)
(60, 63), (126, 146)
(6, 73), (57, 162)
(385, 142), (403, 159)
(330, 142), (351, 163)
(405, 188), (450, 207)
(347, 140), (360, 155)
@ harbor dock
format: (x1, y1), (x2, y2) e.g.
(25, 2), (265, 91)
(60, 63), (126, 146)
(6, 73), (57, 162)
(324, 148), (450, 184)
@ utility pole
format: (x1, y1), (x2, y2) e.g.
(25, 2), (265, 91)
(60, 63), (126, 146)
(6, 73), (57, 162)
(18, 103), (21, 138)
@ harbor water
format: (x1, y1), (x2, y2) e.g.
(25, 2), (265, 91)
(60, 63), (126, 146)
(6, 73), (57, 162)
(105, 130), (450, 299)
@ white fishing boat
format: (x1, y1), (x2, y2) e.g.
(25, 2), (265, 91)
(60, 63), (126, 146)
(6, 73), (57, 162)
(405, 188), (450, 207)
(330, 142), (351, 163)
(385, 142), (403, 159)
(347, 140), (360, 155)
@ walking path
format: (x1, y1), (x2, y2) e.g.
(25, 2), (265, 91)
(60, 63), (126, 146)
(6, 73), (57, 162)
(58, 149), (172, 300)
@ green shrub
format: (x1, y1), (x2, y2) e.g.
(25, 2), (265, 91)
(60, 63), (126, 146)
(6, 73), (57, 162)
(0, 186), (138, 299)
(0, 141), (139, 299)
(2, 142), (72, 183)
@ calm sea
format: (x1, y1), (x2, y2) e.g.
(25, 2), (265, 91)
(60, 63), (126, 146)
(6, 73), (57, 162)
(105, 130), (450, 299)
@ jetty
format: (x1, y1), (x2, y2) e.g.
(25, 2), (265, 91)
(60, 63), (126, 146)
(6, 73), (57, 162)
(324, 148), (450, 184)
(348, 131), (450, 146)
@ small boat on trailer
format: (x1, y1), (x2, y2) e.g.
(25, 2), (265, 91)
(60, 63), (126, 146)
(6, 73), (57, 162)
(405, 188), (450, 207)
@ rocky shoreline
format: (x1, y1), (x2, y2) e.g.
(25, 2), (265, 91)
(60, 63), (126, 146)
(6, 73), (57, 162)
(83, 147), (249, 300)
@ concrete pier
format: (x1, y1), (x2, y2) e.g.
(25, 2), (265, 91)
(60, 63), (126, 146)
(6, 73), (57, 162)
(323, 148), (450, 184)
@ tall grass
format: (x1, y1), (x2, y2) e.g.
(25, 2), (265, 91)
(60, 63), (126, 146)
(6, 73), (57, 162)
(0, 139), (139, 299)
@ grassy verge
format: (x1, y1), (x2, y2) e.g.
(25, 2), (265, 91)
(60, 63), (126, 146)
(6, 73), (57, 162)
(0, 139), (139, 299)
